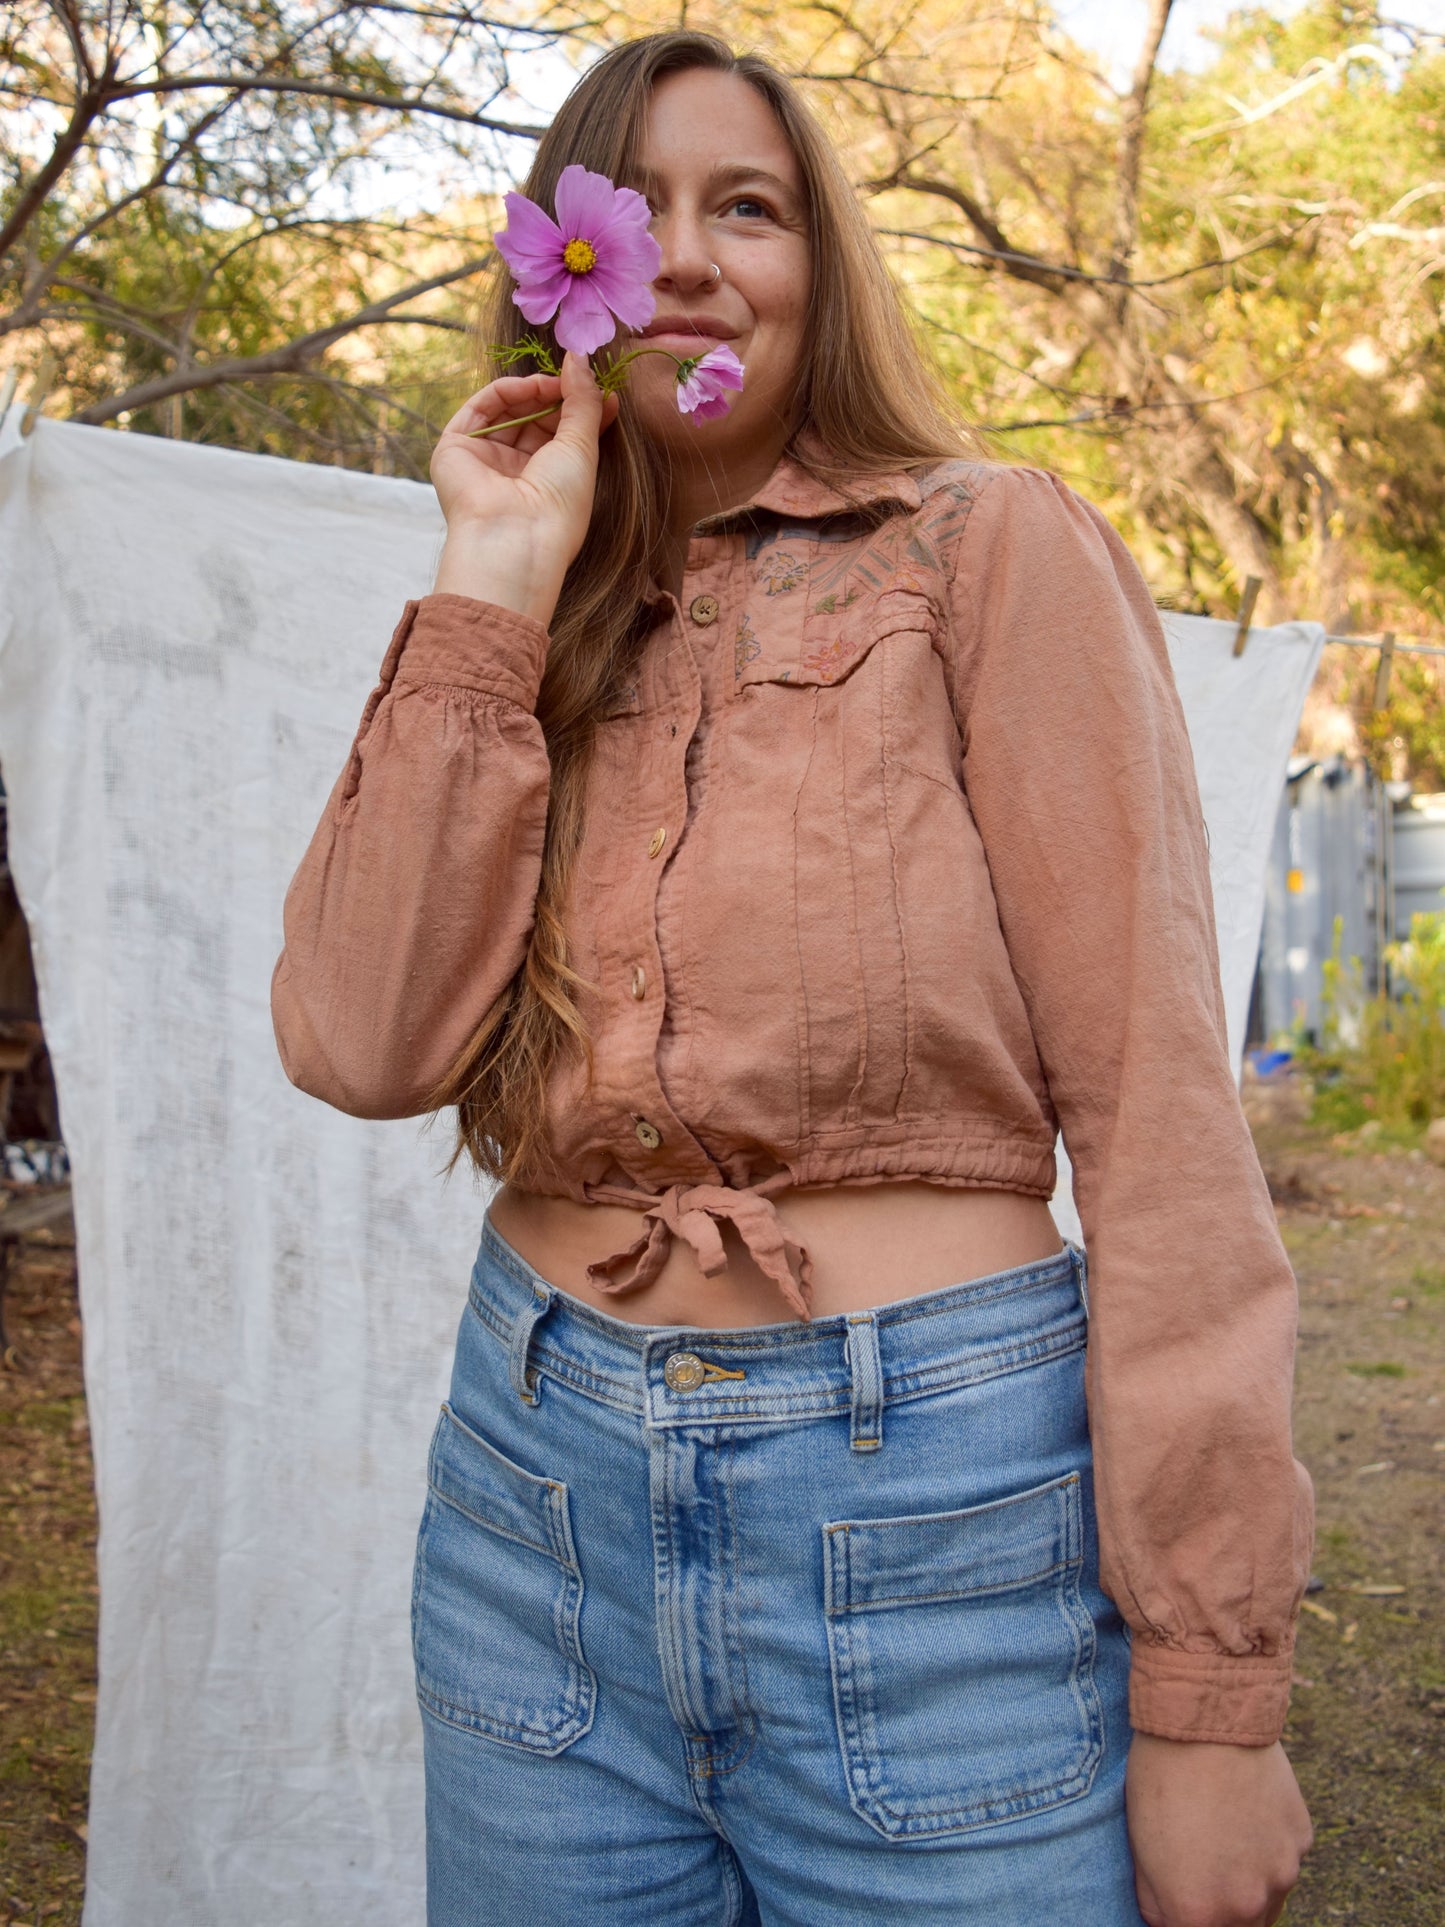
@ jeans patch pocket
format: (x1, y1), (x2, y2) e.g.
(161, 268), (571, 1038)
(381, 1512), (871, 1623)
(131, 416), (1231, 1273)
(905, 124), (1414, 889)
(411, 1401), (595, 1754)
(823, 1470), (1103, 1838)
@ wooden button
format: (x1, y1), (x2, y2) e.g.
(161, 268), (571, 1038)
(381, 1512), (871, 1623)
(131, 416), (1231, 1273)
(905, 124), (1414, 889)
(631, 965), (647, 1001)
(634, 1118), (662, 1150)
(689, 594), (720, 626)
(648, 827), (667, 858)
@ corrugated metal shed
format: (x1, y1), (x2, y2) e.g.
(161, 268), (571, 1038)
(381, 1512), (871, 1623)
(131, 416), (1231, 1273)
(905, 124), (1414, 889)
(1251, 765), (1445, 1045)
(1392, 792), (1445, 935)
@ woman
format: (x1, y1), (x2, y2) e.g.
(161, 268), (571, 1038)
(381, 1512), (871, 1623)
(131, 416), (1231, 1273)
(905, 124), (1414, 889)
(271, 31), (1314, 1927)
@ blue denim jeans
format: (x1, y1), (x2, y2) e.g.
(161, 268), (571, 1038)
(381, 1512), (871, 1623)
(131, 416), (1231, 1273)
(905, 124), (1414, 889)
(411, 1214), (1146, 1925)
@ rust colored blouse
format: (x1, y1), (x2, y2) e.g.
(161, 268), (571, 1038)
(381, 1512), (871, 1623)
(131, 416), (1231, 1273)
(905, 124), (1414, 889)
(271, 452), (1313, 1746)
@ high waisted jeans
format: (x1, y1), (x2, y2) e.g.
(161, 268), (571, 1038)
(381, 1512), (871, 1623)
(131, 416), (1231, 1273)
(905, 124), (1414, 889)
(411, 1213), (1146, 1925)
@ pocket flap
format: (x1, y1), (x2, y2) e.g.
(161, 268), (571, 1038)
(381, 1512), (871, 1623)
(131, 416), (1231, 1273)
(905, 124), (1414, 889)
(428, 1401), (576, 1568)
(825, 1471), (1082, 1613)
(736, 583), (938, 691)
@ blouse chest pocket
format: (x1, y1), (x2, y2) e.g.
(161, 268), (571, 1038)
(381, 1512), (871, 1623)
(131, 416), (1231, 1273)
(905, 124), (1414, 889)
(731, 570), (940, 696)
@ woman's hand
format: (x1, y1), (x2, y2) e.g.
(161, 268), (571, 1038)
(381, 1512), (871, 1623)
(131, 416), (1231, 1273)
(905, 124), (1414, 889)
(1127, 1735), (1312, 1927)
(428, 350), (620, 628)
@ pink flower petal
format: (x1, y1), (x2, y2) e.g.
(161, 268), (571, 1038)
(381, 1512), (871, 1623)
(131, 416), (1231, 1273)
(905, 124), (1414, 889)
(607, 185), (656, 231)
(554, 276), (621, 354)
(696, 344), (745, 388)
(587, 260), (657, 330)
(554, 164), (624, 244)
(596, 223), (662, 284)
(676, 343), (745, 421)
(493, 192), (562, 279)
(512, 270), (571, 325)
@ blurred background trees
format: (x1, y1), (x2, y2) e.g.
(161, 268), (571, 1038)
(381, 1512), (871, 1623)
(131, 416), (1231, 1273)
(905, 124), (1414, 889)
(3, 0), (1442, 779)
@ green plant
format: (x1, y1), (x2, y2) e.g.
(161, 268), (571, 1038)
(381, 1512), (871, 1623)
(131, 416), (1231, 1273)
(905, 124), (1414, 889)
(1301, 912), (1445, 1132)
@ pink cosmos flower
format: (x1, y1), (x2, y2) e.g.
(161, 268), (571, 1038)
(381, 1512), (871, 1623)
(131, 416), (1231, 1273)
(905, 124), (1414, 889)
(675, 344), (745, 422)
(493, 164), (661, 356)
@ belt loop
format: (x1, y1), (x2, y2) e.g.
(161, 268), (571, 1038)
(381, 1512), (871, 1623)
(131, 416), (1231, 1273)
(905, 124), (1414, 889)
(509, 1280), (553, 1406)
(845, 1312), (883, 1453)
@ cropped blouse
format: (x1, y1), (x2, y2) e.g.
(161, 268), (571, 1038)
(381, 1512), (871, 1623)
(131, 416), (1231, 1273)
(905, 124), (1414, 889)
(271, 452), (1314, 1747)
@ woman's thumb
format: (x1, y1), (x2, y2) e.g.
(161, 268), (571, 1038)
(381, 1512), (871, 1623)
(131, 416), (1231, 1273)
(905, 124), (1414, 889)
(551, 349), (605, 455)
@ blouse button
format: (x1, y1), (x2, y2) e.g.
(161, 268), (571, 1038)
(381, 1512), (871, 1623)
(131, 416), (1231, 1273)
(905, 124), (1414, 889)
(648, 827), (667, 858)
(689, 594), (720, 626)
(634, 1118), (662, 1150)
(631, 965), (647, 1001)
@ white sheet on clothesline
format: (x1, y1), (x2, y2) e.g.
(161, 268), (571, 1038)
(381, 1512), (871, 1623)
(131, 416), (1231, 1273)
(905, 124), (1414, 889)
(0, 407), (1322, 1924)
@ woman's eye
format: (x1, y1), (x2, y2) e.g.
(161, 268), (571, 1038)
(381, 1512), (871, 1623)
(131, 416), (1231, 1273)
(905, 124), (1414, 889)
(728, 196), (772, 220)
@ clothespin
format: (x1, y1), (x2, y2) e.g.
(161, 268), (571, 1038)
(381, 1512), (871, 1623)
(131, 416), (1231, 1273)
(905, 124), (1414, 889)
(1371, 632), (1396, 711)
(20, 350), (56, 437)
(1231, 575), (1262, 657)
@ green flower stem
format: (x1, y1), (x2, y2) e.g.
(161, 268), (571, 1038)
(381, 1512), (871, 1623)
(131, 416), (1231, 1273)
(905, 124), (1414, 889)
(466, 346), (695, 438)
(599, 346), (693, 392)
(466, 401), (563, 439)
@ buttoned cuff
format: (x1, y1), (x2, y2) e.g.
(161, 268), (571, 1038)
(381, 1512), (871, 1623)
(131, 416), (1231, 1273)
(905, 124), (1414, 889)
(1128, 1640), (1295, 1745)
(392, 593), (550, 712)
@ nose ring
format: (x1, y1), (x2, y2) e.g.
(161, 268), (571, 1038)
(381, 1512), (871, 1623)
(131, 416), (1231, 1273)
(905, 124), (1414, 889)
(708, 262), (721, 284)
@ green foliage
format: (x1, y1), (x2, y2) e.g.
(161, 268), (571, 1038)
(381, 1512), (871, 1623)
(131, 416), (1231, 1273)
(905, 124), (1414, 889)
(1350, 658), (1445, 794)
(490, 335), (561, 378)
(1344, 1360), (1406, 1377)
(1300, 911), (1445, 1132)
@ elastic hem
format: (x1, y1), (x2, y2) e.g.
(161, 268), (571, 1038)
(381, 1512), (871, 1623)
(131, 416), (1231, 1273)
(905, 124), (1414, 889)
(514, 1125), (1060, 1215)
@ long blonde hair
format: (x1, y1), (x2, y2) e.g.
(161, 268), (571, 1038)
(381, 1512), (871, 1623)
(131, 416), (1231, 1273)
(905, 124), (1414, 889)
(426, 30), (977, 1183)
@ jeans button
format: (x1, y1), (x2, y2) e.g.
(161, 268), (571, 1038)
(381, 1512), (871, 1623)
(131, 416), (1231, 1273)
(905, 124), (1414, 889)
(663, 1351), (706, 1392)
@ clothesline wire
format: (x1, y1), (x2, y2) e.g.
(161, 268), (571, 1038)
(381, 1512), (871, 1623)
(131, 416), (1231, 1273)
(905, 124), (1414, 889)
(1322, 634), (1445, 660)
(1154, 603), (1445, 660)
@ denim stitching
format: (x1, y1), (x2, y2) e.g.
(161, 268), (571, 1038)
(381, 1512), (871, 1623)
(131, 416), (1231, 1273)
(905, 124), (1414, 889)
(412, 1471), (597, 1755)
(471, 1273), (1084, 1421)
(823, 1473), (1107, 1837)
(710, 1430), (758, 1780)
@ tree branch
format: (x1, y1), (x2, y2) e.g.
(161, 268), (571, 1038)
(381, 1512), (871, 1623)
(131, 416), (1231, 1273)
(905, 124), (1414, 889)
(101, 73), (546, 137)
(0, 65), (114, 266)
(69, 252), (493, 424)
(1108, 0), (1173, 308)
(8, 88), (239, 322)
(873, 169), (1069, 293)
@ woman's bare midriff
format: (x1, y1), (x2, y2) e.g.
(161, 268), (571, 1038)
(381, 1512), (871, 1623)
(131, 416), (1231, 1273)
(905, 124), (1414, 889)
(487, 1180), (1065, 1328)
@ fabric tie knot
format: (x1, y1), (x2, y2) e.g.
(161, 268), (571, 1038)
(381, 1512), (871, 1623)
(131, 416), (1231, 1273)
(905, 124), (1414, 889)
(583, 1173), (814, 1319)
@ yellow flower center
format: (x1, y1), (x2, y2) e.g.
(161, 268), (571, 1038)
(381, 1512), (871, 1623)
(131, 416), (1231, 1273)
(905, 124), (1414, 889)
(562, 237), (598, 275)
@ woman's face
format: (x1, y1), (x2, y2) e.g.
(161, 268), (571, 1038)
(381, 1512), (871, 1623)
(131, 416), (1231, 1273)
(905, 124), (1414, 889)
(624, 68), (812, 466)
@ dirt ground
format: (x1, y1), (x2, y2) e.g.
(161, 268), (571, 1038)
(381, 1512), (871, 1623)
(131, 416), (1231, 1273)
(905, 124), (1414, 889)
(1245, 1072), (1445, 1927)
(0, 1090), (1441, 1924)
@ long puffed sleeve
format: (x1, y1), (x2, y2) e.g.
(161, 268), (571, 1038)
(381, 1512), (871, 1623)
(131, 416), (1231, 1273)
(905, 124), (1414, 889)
(945, 465), (1314, 1745)
(271, 593), (551, 1119)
